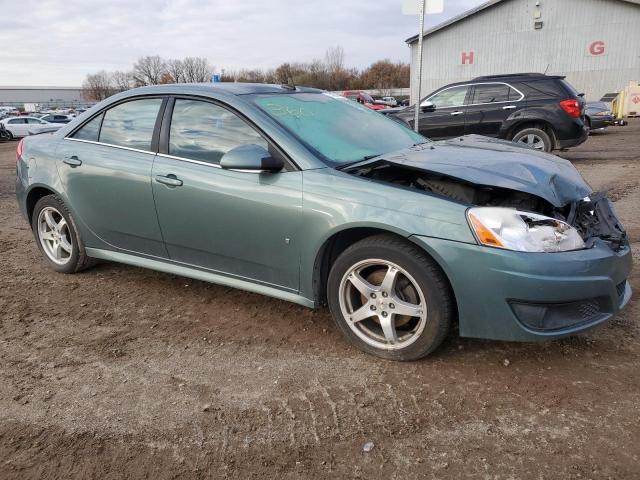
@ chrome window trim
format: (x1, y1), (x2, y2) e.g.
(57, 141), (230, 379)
(65, 139), (277, 174)
(156, 152), (271, 174)
(156, 152), (222, 169)
(422, 82), (524, 108)
(64, 137), (156, 156)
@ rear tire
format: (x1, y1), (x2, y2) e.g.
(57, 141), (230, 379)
(327, 234), (453, 361)
(31, 195), (94, 273)
(512, 127), (553, 152)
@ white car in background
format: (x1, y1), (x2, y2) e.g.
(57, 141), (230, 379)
(0, 116), (65, 139)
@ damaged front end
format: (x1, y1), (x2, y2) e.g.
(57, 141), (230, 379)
(345, 159), (626, 251)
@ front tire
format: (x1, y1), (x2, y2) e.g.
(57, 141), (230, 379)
(31, 195), (94, 273)
(327, 234), (453, 361)
(512, 127), (553, 152)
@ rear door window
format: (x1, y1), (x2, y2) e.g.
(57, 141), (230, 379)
(168, 99), (268, 165)
(99, 98), (163, 151)
(471, 84), (514, 104)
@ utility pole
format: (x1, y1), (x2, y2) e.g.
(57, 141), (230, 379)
(403, 0), (443, 132)
(414, 0), (426, 132)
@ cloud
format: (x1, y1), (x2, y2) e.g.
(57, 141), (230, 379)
(0, 0), (485, 85)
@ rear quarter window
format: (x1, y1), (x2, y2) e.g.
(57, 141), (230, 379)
(514, 80), (566, 100)
(71, 113), (104, 142)
(99, 98), (163, 151)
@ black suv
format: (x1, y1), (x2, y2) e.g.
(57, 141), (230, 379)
(387, 73), (588, 152)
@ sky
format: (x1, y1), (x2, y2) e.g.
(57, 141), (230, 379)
(0, 0), (486, 86)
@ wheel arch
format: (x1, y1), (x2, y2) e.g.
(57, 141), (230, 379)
(25, 185), (59, 223)
(311, 226), (457, 312)
(506, 119), (558, 149)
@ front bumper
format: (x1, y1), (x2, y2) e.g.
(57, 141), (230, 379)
(590, 115), (615, 129)
(411, 236), (632, 341)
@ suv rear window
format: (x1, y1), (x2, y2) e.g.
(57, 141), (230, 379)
(559, 79), (581, 98)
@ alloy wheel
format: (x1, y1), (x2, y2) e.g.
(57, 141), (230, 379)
(338, 259), (428, 350)
(37, 206), (73, 265)
(517, 133), (545, 151)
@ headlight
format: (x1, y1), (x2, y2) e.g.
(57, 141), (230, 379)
(467, 207), (585, 252)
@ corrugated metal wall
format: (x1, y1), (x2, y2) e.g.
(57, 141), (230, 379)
(409, 0), (640, 103)
(0, 87), (85, 107)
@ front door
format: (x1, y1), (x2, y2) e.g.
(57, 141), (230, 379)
(7, 118), (29, 137)
(152, 98), (302, 290)
(413, 84), (471, 139)
(57, 97), (167, 257)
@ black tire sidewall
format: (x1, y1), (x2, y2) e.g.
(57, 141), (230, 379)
(327, 237), (452, 361)
(31, 195), (83, 273)
(513, 127), (553, 152)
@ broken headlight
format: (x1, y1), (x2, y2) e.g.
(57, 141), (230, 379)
(467, 207), (585, 252)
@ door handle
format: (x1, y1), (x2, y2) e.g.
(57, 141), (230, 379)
(155, 174), (183, 187)
(63, 156), (82, 167)
(502, 105), (517, 110)
(450, 111), (464, 116)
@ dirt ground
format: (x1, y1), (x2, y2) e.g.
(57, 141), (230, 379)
(1, 122), (639, 480)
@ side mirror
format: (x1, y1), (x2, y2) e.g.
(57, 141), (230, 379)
(220, 144), (284, 173)
(420, 101), (436, 113)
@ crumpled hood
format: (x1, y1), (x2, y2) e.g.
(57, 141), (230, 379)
(362, 135), (593, 208)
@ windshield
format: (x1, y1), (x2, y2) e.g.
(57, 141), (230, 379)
(253, 93), (427, 166)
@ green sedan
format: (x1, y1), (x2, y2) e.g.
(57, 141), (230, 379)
(16, 83), (632, 360)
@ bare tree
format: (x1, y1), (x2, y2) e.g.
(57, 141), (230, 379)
(132, 55), (166, 86)
(81, 71), (114, 101)
(111, 70), (134, 92)
(82, 51), (409, 96)
(166, 59), (184, 83)
(359, 60), (410, 92)
(181, 57), (213, 83)
(325, 46), (344, 74)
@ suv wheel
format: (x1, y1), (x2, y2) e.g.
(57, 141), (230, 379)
(32, 195), (94, 273)
(512, 127), (553, 152)
(327, 234), (453, 361)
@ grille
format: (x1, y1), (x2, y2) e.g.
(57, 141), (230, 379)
(616, 281), (627, 298)
(578, 300), (601, 320)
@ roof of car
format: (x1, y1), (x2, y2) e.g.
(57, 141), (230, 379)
(472, 73), (565, 81)
(126, 82), (324, 97)
(428, 73), (564, 92)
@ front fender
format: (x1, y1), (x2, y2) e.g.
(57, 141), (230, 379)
(298, 168), (475, 301)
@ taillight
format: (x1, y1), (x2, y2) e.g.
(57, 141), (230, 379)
(559, 99), (581, 118)
(16, 138), (24, 163)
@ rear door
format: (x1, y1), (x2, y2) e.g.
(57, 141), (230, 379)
(413, 85), (471, 139)
(151, 97), (302, 290)
(464, 83), (523, 137)
(57, 97), (168, 257)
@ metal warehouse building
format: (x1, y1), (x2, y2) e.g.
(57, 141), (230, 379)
(0, 86), (85, 108)
(407, 0), (640, 103)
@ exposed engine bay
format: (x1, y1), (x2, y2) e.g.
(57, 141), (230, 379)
(347, 161), (627, 250)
